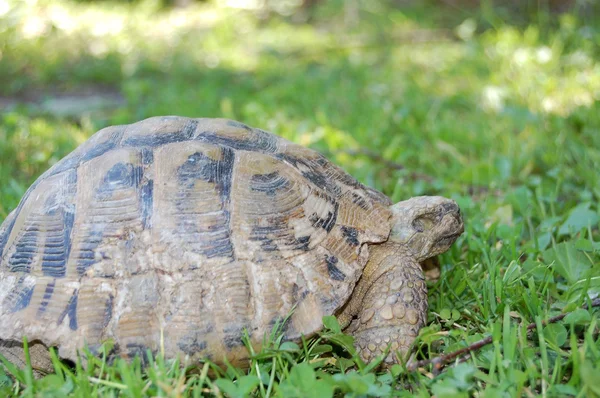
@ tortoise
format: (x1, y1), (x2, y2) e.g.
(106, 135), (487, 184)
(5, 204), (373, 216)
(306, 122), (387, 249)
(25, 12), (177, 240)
(0, 116), (463, 374)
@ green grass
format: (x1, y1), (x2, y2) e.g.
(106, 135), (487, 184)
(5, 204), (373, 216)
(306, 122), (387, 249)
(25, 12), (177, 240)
(1, 0), (600, 396)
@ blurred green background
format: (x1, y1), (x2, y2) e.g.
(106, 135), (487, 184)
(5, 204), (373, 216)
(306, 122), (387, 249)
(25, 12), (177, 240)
(1, 0), (600, 395)
(1, 0), (598, 220)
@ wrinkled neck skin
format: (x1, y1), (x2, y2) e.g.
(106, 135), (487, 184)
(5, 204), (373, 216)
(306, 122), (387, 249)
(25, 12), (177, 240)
(354, 241), (414, 291)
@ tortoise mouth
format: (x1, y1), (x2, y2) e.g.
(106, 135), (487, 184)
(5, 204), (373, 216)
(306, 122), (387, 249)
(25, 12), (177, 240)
(440, 213), (464, 240)
(437, 231), (462, 247)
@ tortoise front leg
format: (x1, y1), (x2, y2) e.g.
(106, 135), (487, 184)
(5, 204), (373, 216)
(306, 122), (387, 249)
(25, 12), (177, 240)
(341, 248), (427, 365)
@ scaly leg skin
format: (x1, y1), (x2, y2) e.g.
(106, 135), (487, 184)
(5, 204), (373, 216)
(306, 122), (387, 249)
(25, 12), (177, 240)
(343, 246), (428, 366)
(0, 340), (54, 378)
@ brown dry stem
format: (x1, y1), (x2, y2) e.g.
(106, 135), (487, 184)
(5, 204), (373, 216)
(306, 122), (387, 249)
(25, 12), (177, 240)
(406, 298), (600, 375)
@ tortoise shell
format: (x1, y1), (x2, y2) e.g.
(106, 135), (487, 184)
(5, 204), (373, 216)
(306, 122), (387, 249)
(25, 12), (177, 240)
(0, 116), (393, 366)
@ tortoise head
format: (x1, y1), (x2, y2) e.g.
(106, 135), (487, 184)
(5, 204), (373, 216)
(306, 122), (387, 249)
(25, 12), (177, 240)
(389, 196), (464, 262)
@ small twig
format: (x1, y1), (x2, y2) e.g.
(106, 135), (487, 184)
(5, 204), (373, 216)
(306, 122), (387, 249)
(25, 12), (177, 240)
(407, 298), (600, 374)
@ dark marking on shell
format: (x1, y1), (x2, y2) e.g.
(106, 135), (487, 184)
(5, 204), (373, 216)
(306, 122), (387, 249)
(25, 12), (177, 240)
(81, 129), (124, 163)
(122, 120), (198, 147)
(364, 186), (393, 206)
(8, 228), (39, 274)
(251, 213), (314, 254)
(226, 120), (252, 131)
(103, 294), (114, 329)
(7, 278), (35, 313)
(40, 169), (77, 278)
(0, 157), (57, 261)
(177, 334), (208, 355)
(62, 210), (75, 267)
(78, 162), (140, 275)
(340, 226), (360, 247)
(0, 184), (42, 261)
(124, 343), (153, 365)
(295, 235), (311, 251)
(87, 343), (117, 359)
(57, 289), (78, 330)
(196, 129), (278, 153)
(140, 150), (154, 229)
(177, 152), (218, 186)
(326, 158), (369, 190)
(39, 154), (81, 181)
(267, 316), (281, 328)
(198, 238), (235, 259)
(141, 148), (154, 165)
(216, 148), (235, 206)
(140, 180), (153, 230)
(41, 204), (75, 278)
(326, 255), (345, 281)
(350, 192), (370, 210)
(308, 202), (338, 233)
(41, 254), (69, 277)
(30, 129), (123, 224)
(250, 226), (280, 253)
(99, 163), (136, 195)
(0, 218), (12, 260)
(250, 172), (290, 196)
(250, 216), (286, 253)
(303, 171), (341, 197)
(76, 231), (103, 276)
(175, 148), (235, 260)
(36, 279), (56, 316)
(276, 153), (343, 197)
(0, 230), (6, 260)
(223, 326), (245, 349)
(291, 283), (309, 302)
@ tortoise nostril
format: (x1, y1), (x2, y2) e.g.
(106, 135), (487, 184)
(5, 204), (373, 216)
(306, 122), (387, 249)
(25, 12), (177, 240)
(440, 202), (459, 215)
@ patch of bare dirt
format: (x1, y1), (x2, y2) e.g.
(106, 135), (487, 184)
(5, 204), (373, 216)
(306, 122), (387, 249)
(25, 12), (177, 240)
(0, 85), (126, 118)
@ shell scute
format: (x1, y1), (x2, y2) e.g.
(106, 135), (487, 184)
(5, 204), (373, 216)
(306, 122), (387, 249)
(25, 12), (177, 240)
(0, 116), (393, 367)
(152, 141), (235, 270)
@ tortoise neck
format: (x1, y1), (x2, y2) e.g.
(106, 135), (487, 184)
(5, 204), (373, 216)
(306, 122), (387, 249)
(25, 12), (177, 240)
(363, 242), (414, 283)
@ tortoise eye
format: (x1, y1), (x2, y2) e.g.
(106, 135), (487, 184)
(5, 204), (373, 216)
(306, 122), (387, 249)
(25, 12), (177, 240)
(412, 216), (435, 232)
